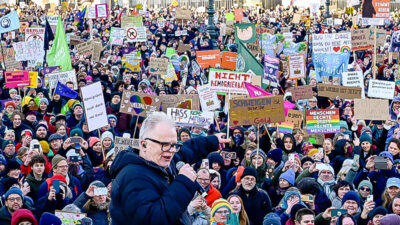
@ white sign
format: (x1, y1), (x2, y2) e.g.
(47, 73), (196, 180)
(41, 15), (58, 26)
(368, 79), (395, 99)
(283, 32), (292, 41)
(81, 82), (108, 132)
(125, 26), (146, 42)
(25, 28), (45, 41)
(95, 4), (108, 19)
(334, 18), (343, 25)
(175, 30), (188, 36)
(312, 33), (352, 54)
(342, 71), (365, 99)
(110, 27), (125, 45)
(114, 137), (140, 153)
(167, 108), (214, 128)
(47, 70), (78, 90)
(14, 40), (44, 62)
(362, 18), (384, 26)
(288, 54), (306, 79)
(208, 69), (252, 94)
(87, 7), (96, 19)
(197, 85), (220, 111)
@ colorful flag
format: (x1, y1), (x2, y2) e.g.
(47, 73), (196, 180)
(0, 11), (20, 33)
(235, 23), (256, 43)
(74, 7), (87, 28)
(60, 104), (70, 115)
(54, 81), (78, 99)
(44, 18), (54, 51)
(278, 122), (294, 134)
(46, 16), (72, 71)
(237, 40), (264, 82)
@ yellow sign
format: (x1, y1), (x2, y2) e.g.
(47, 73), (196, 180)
(171, 0), (178, 7)
(136, 4), (143, 10)
(28, 71), (38, 88)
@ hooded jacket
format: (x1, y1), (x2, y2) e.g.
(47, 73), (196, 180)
(331, 139), (351, 174)
(389, 96), (400, 120)
(74, 192), (110, 225)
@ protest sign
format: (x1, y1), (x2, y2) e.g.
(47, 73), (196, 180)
(247, 43), (261, 57)
(47, 70), (77, 90)
(208, 69), (252, 94)
(351, 28), (373, 51)
(4, 60), (22, 71)
(290, 85), (313, 101)
(160, 94), (200, 112)
(5, 71), (30, 88)
(175, 8), (191, 20)
(14, 40), (44, 62)
(25, 28), (45, 41)
(303, 133), (325, 145)
(175, 30), (187, 36)
(55, 210), (87, 225)
(167, 108), (214, 128)
(354, 99), (389, 120)
(292, 13), (301, 23)
(110, 27), (125, 45)
(69, 35), (83, 45)
(149, 57), (169, 75)
(125, 27), (146, 42)
(87, 7), (96, 19)
(196, 50), (221, 69)
(342, 71), (365, 98)
(368, 79), (395, 99)
(121, 15), (143, 27)
(286, 109), (303, 129)
(263, 55), (280, 87)
(114, 137), (140, 153)
(229, 95), (285, 126)
(235, 23), (256, 43)
(288, 54), (306, 79)
(221, 52), (237, 71)
(317, 83), (362, 99)
(312, 33), (351, 54)
(120, 91), (161, 116)
(122, 51), (141, 72)
(234, 9), (244, 22)
(278, 122), (294, 134)
(306, 109), (340, 134)
(76, 41), (94, 57)
(177, 44), (191, 53)
(313, 53), (350, 80)
(197, 85), (220, 111)
(95, 3), (108, 18)
(92, 42), (103, 62)
(361, 0), (390, 25)
(28, 71), (38, 88)
(81, 82), (107, 131)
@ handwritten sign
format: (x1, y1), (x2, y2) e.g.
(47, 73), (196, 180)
(167, 108), (214, 128)
(149, 57), (169, 75)
(306, 109), (340, 134)
(175, 8), (191, 20)
(160, 94), (200, 113)
(5, 71), (30, 88)
(368, 79), (395, 99)
(208, 68), (252, 94)
(55, 210), (86, 225)
(81, 82), (108, 132)
(342, 71), (365, 98)
(290, 85), (313, 101)
(229, 95), (285, 126)
(197, 85), (220, 111)
(312, 33), (352, 54)
(120, 91), (161, 116)
(351, 29), (373, 51)
(354, 99), (389, 121)
(317, 83), (362, 99)
(288, 54), (306, 79)
(76, 41), (94, 57)
(47, 70), (77, 90)
(114, 137), (140, 154)
(286, 109), (303, 128)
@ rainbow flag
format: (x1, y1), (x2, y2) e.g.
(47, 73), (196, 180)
(278, 122), (294, 134)
(306, 109), (340, 134)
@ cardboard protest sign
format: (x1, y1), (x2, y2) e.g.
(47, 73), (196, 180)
(221, 52), (237, 71)
(361, 0), (390, 25)
(290, 86), (313, 101)
(312, 33), (351, 54)
(92, 42), (103, 62)
(342, 71), (365, 98)
(110, 27), (125, 45)
(306, 109), (340, 134)
(354, 98), (389, 120)
(76, 41), (94, 57)
(4, 60), (22, 71)
(247, 43), (261, 57)
(114, 137), (140, 153)
(121, 15), (143, 28)
(125, 27), (146, 42)
(55, 210), (87, 225)
(81, 82), (108, 132)
(175, 8), (191, 20)
(177, 44), (191, 53)
(196, 50), (221, 69)
(197, 85), (220, 111)
(318, 83), (362, 99)
(351, 29), (373, 51)
(160, 94), (200, 112)
(149, 57), (169, 75)
(313, 53), (350, 81)
(120, 91), (161, 116)
(69, 35), (83, 45)
(235, 23), (256, 43)
(263, 55), (280, 87)
(286, 109), (303, 129)
(47, 70), (78, 90)
(208, 68), (252, 94)
(288, 54), (306, 79)
(5, 71), (30, 88)
(368, 79), (395, 99)
(229, 95), (285, 126)
(303, 132), (325, 145)
(167, 108), (214, 128)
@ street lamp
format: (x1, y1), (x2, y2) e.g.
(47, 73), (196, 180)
(207, 0), (218, 49)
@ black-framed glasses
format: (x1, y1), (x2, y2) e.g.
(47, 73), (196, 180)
(145, 138), (182, 152)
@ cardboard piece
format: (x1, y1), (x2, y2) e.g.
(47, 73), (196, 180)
(177, 44), (191, 53)
(290, 85), (313, 101)
(114, 137), (140, 154)
(120, 91), (161, 117)
(160, 94), (200, 113)
(91, 42), (103, 62)
(167, 108), (214, 128)
(76, 41), (94, 57)
(351, 28), (373, 51)
(317, 83), (362, 99)
(149, 57), (169, 75)
(175, 8), (191, 20)
(286, 109), (303, 129)
(354, 99), (389, 121)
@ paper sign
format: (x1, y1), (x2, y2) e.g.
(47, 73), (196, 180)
(125, 26), (146, 42)
(361, 0), (390, 25)
(167, 108), (214, 128)
(208, 68), (252, 94)
(92, 42), (103, 62)
(197, 85), (220, 111)
(229, 95), (285, 126)
(87, 7), (96, 19)
(317, 83), (362, 99)
(25, 28), (45, 41)
(288, 54), (306, 79)
(28, 71), (38, 88)
(160, 94), (200, 112)
(95, 3), (108, 18)
(303, 133), (324, 145)
(175, 8), (191, 20)
(47, 70), (78, 90)
(306, 109), (340, 134)
(114, 137), (140, 153)
(81, 82), (108, 131)
(354, 99), (389, 121)
(342, 71), (365, 98)
(120, 91), (161, 116)
(5, 71), (30, 88)
(122, 51), (141, 72)
(368, 79), (395, 99)
(76, 41), (94, 57)
(312, 33), (352, 54)
(110, 27), (125, 45)
(290, 86), (313, 101)
(121, 15), (143, 28)
(55, 210), (86, 225)
(221, 51), (237, 71)
(196, 50), (221, 69)
(149, 57), (169, 75)
(286, 109), (303, 128)
(175, 30), (187, 36)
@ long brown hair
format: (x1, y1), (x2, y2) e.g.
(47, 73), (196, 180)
(227, 195), (250, 225)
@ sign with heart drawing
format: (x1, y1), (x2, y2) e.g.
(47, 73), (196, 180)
(120, 91), (161, 117)
(312, 32), (351, 54)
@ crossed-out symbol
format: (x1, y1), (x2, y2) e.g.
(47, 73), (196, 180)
(127, 28), (137, 40)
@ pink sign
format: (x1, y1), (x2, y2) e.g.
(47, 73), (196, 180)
(5, 71), (30, 88)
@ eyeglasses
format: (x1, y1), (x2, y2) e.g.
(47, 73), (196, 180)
(7, 197), (22, 202)
(144, 138), (182, 152)
(57, 165), (69, 169)
(360, 187), (371, 192)
(215, 210), (229, 214)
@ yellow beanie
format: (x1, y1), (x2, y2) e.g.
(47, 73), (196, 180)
(308, 148), (319, 157)
(40, 140), (50, 154)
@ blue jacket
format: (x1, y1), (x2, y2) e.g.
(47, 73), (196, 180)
(74, 192), (109, 225)
(109, 135), (219, 225)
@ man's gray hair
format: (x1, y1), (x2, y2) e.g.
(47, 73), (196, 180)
(139, 112), (176, 140)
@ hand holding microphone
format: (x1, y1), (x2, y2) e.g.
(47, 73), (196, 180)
(177, 162), (197, 182)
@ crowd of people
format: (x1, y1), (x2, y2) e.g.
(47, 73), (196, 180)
(0, 1), (400, 225)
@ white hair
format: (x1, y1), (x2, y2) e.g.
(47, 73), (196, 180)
(139, 112), (175, 140)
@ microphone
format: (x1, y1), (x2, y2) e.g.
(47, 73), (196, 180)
(176, 161), (208, 198)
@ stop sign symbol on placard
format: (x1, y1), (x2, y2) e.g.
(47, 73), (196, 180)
(127, 28), (137, 41)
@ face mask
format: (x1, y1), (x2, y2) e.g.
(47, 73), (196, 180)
(234, 134), (242, 144)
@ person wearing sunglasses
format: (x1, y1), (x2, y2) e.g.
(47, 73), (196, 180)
(357, 180), (373, 208)
(110, 112), (229, 225)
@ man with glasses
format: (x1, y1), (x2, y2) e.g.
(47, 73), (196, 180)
(229, 167), (272, 225)
(0, 187), (24, 224)
(110, 112), (229, 225)
(196, 168), (221, 207)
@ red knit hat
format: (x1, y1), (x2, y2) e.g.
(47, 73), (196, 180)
(5, 101), (16, 109)
(11, 209), (38, 225)
(89, 137), (101, 148)
(50, 174), (67, 186)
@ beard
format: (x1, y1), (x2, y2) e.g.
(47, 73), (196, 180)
(242, 184), (255, 192)
(96, 201), (109, 211)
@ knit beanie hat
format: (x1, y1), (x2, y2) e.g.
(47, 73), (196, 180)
(301, 157), (314, 166)
(279, 168), (295, 186)
(89, 180), (106, 188)
(39, 212), (62, 225)
(267, 148), (283, 163)
(318, 164), (335, 177)
(5, 101), (16, 109)
(2, 140), (15, 150)
(40, 141), (50, 154)
(210, 199), (233, 217)
(263, 213), (281, 225)
(5, 187), (23, 200)
(51, 154), (66, 168)
(307, 148), (319, 157)
(50, 174), (67, 187)
(290, 204), (306, 220)
(4, 160), (20, 175)
(340, 120), (348, 130)
(358, 180), (373, 193)
(250, 149), (266, 161)
(72, 102), (83, 110)
(48, 133), (63, 142)
(368, 206), (388, 221)
(69, 128), (83, 138)
(380, 151), (394, 163)
(89, 137), (101, 148)
(39, 98), (49, 106)
(282, 190), (302, 209)
(360, 132), (372, 144)
(107, 114), (118, 123)
(380, 214), (400, 225)
(11, 209), (38, 225)
(341, 190), (360, 207)
(386, 177), (400, 188)
(101, 131), (114, 142)
(241, 167), (257, 180)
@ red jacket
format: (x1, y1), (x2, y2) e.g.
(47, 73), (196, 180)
(20, 154), (52, 176)
(205, 184), (222, 207)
